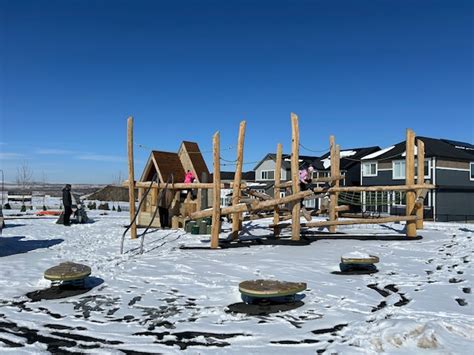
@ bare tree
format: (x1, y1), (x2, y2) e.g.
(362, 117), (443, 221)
(114, 171), (124, 186)
(16, 161), (33, 209)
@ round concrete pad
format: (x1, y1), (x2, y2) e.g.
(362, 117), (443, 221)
(239, 279), (307, 298)
(44, 262), (91, 281)
(341, 255), (379, 264)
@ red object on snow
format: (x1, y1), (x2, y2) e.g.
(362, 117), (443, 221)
(36, 211), (62, 216)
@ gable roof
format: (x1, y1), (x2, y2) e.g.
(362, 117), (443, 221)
(319, 146), (381, 170)
(253, 153), (323, 170)
(363, 137), (474, 161)
(140, 150), (186, 183)
(181, 141), (210, 180)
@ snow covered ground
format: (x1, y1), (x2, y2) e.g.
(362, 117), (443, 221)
(0, 211), (472, 354)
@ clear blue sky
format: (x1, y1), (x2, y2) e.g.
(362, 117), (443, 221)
(1, 0), (472, 184)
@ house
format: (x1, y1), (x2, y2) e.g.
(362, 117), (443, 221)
(253, 146), (380, 210)
(318, 146), (381, 187)
(210, 171), (257, 207)
(137, 141), (210, 227)
(361, 137), (474, 222)
(253, 153), (321, 196)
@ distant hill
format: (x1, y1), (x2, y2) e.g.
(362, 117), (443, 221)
(84, 185), (135, 202)
(2, 183), (105, 197)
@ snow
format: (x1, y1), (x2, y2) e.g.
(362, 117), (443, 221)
(342, 251), (372, 259)
(321, 150), (358, 168)
(402, 146), (418, 157)
(362, 146), (395, 160)
(0, 211), (473, 353)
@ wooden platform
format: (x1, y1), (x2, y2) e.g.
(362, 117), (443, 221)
(44, 262), (91, 282)
(341, 255), (379, 265)
(239, 279), (307, 298)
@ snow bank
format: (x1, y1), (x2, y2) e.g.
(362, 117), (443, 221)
(0, 212), (472, 353)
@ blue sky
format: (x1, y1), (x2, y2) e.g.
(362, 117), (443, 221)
(1, 0), (472, 184)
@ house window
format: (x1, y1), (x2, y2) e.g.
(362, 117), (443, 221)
(414, 159), (431, 179)
(260, 170), (275, 180)
(315, 171), (330, 179)
(392, 191), (406, 205)
(392, 160), (405, 179)
(362, 162), (378, 177)
(393, 159), (430, 179)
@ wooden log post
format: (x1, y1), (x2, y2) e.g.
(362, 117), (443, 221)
(406, 129), (417, 237)
(211, 132), (221, 249)
(273, 143), (283, 237)
(416, 139), (425, 229)
(127, 116), (137, 239)
(231, 121), (246, 240)
(328, 136), (337, 233)
(290, 113), (301, 241)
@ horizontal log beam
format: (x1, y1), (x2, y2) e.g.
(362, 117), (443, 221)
(276, 175), (345, 189)
(190, 190), (313, 219)
(123, 181), (245, 190)
(272, 215), (418, 229)
(336, 205), (350, 212)
(313, 184), (435, 194)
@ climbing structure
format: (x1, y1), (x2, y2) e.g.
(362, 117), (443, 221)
(125, 114), (435, 250)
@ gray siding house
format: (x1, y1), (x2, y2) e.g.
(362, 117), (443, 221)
(253, 147), (381, 210)
(360, 137), (474, 222)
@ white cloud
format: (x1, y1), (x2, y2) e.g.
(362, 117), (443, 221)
(0, 152), (24, 159)
(76, 154), (126, 163)
(36, 148), (74, 155)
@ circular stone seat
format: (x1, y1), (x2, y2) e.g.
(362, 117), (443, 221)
(239, 279), (307, 298)
(44, 262), (91, 282)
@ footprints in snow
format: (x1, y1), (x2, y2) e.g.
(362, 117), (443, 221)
(367, 284), (410, 312)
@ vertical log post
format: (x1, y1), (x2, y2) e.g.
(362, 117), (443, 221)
(211, 132), (221, 249)
(290, 113), (301, 241)
(328, 135), (337, 233)
(273, 143), (283, 237)
(127, 116), (137, 239)
(332, 144), (341, 232)
(416, 139), (425, 229)
(406, 129), (417, 237)
(231, 121), (246, 240)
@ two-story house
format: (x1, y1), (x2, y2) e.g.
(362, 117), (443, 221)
(253, 147), (380, 210)
(361, 137), (474, 221)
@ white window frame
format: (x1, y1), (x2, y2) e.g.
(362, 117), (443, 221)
(260, 170), (275, 180)
(362, 162), (378, 177)
(470, 162), (474, 181)
(393, 159), (431, 180)
(392, 160), (405, 180)
(415, 159), (431, 179)
(392, 191), (406, 206)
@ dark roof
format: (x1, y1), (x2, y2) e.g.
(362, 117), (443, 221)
(243, 171), (256, 181)
(367, 137), (474, 161)
(152, 151), (186, 182)
(182, 141), (210, 180)
(210, 171), (255, 182)
(319, 146), (381, 170)
(254, 153), (323, 170)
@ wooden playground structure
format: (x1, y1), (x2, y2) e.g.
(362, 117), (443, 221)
(125, 114), (435, 249)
